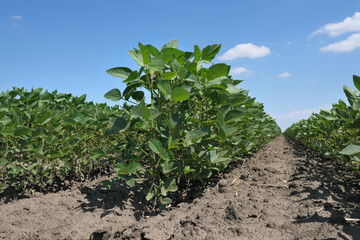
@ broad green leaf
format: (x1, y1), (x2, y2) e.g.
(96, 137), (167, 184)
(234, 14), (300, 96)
(163, 72), (176, 80)
(130, 100), (150, 120)
(104, 88), (122, 101)
(228, 93), (247, 106)
(149, 108), (160, 120)
(206, 150), (229, 164)
(353, 75), (360, 92)
(218, 125), (237, 140)
(225, 110), (244, 123)
(0, 115), (11, 125)
(145, 44), (160, 57)
(90, 148), (105, 156)
(123, 70), (139, 83)
(207, 64), (228, 81)
(110, 116), (128, 133)
(145, 189), (154, 201)
(343, 85), (358, 105)
(0, 158), (8, 167)
(14, 127), (29, 136)
(171, 87), (190, 102)
(345, 118), (360, 128)
(128, 50), (144, 67)
(160, 48), (184, 62)
(161, 39), (178, 50)
(138, 42), (151, 65)
(161, 162), (180, 174)
(114, 162), (141, 175)
(159, 196), (172, 206)
(148, 138), (170, 162)
(106, 67), (132, 79)
(184, 166), (196, 174)
(148, 58), (165, 72)
(194, 45), (201, 62)
(340, 144), (360, 155)
(185, 130), (207, 145)
(131, 91), (144, 101)
(171, 56), (180, 73)
(11, 108), (21, 123)
(202, 44), (221, 61)
(37, 112), (53, 125)
(161, 178), (178, 196)
(157, 80), (171, 97)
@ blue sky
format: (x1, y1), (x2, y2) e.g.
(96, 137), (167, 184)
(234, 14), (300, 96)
(1, 0), (360, 131)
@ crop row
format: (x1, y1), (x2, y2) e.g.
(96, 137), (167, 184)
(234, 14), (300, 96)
(0, 88), (124, 193)
(284, 75), (360, 169)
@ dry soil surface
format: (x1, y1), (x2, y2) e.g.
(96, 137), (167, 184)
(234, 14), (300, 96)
(1, 136), (360, 240)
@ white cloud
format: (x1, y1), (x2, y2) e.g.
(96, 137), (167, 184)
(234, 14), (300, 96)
(279, 72), (291, 78)
(230, 67), (249, 75)
(11, 16), (23, 20)
(218, 43), (270, 60)
(273, 104), (332, 130)
(311, 12), (360, 37)
(321, 33), (360, 53)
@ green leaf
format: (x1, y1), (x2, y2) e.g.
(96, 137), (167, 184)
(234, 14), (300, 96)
(161, 177), (178, 196)
(114, 162), (141, 175)
(0, 158), (8, 167)
(206, 150), (229, 164)
(353, 75), (360, 92)
(225, 110), (244, 123)
(343, 85), (358, 104)
(163, 72), (176, 80)
(145, 44), (160, 57)
(110, 116), (128, 133)
(160, 48), (184, 62)
(194, 45), (201, 62)
(131, 91), (144, 101)
(207, 63), (228, 81)
(37, 112), (52, 125)
(148, 138), (171, 162)
(149, 108), (160, 120)
(123, 70), (139, 83)
(0, 115), (11, 125)
(159, 197), (172, 207)
(14, 127), (29, 136)
(148, 58), (165, 72)
(185, 130), (207, 145)
(340, 144), (360, 155)
(202, 44), (221, 61)
(90, 148), (106, 158)
(106, 67), (132, 79)
(157, 80), (171, 98)
(130, 100), (150, 120)
(104, 88), (122, 101)
(161, 162), (180, 174)
(161, 39), (178, 50)
(145, 189), (154, 201)
(128, 49), (144, 67)
(138, 42), (151, 65)
(171, 87), (190, 102)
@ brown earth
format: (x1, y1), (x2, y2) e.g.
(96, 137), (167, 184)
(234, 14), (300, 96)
(1, 136), (360, 240)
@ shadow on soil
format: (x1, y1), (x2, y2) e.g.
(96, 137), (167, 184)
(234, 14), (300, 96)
(285, 137), (360, 240)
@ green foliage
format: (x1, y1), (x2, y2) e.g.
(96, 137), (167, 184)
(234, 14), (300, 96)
(284, 75), (360, 169)
(104, 39), (281, 209)
(0, 88), (124, 193)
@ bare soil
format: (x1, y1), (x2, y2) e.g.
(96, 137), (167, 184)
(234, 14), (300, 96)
(1, 136), (360, 240)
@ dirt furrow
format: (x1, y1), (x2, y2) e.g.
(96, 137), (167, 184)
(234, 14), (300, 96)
(0, 136), (359, 240)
